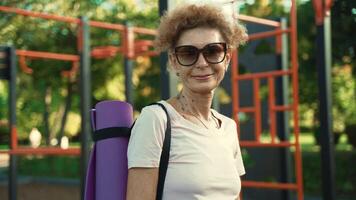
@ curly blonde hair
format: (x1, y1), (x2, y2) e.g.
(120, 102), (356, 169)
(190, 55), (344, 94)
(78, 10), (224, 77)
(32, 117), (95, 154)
(154, 4), (248, 52)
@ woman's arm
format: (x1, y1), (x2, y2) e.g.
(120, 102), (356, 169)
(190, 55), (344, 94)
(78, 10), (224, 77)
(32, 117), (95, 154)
(126, 167), (159, 200)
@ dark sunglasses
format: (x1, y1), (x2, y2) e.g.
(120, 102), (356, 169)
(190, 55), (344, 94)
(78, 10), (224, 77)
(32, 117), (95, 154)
(174, 42), (227, 66)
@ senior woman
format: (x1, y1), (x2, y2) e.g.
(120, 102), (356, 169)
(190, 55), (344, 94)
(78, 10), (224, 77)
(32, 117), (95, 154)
(126, 3), (248, 200)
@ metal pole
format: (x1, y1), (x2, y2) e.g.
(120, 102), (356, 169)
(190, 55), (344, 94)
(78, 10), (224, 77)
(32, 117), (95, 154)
(79, 16), (91, 200)
(159, 0), (170, 99)
(124, 21), (133, 105)
(277, 18), (291, 200)
(317, 14), (336, 200)
(8, 46), (17, 200)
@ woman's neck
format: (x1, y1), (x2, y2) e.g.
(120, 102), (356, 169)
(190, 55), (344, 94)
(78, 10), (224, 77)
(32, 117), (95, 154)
(176, 89), (214, 120)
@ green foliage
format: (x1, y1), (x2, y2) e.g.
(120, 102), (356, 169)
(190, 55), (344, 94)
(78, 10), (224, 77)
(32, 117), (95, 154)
(17, 156), (80, 178)
(0, 82), (7, 120)
(332, 66), (356, 130)
(0, 1), (160, 142)
(303, 150), (356, 196)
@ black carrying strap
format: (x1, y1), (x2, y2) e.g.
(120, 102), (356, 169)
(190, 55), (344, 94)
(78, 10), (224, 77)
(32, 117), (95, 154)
(150, 103), (171, 200)
(92, 127), (131, 142)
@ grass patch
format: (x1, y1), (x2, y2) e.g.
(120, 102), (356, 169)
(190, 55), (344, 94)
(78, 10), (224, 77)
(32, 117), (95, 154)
(16, 156), (80, 179)
(303, 150), (356, 196)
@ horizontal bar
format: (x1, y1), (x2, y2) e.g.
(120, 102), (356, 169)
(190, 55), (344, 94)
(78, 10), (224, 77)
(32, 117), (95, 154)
(234, 70), (292, 81)
(273, 105), (293, 111)
(0, 6), (80, 24)
(16, 50), (79, 61)
(91, 46), (123, 58)
(0, 6), (157, 37)
(0, 147), (80, 155)
(134, 51), (159, 58)
(248, 29), (290, 41)
(89, 20), (125, 31)
(132, 26), (157, 35)
(242, 181), (298, 190)
(237, 14), (280, 27)
(240, 141), (295, 147)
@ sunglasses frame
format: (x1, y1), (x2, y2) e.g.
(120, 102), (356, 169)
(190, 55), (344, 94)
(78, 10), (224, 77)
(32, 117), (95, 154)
(173, 42), (227, 67)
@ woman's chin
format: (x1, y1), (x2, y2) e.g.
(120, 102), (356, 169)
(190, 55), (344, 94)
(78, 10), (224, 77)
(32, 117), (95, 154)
(190, 85), (216, 94)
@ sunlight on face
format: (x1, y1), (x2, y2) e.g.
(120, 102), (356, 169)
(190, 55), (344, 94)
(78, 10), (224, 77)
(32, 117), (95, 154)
(170, 27), (231, 95)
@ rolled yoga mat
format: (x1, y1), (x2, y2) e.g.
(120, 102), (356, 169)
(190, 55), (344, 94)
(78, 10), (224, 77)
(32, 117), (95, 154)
(84, 100), (133, 200)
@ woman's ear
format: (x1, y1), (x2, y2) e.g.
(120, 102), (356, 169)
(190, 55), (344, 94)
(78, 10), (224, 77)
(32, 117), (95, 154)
(169, 53), (179, 71)
(225, 49), (232, 64)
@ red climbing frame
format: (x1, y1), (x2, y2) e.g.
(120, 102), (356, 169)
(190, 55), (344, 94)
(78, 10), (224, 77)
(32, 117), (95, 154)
(232, 1), (303, 199)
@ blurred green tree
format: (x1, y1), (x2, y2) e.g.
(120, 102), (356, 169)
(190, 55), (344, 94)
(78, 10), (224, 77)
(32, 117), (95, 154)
(0, 0), (160, 145)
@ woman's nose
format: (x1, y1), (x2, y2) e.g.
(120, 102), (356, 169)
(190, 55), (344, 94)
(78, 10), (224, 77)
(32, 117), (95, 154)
(195, 52), (208, 67)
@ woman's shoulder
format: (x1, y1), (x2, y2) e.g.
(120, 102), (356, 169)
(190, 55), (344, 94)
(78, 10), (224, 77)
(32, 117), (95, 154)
(136, 101), (170, 122)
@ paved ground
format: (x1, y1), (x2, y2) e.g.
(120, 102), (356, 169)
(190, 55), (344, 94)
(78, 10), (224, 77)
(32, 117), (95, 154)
(0, 154), (80, 200)
(0, 182), (80, 200)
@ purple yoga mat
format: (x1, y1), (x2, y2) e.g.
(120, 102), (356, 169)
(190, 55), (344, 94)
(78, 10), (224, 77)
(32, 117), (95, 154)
(84, 100), (133, 200)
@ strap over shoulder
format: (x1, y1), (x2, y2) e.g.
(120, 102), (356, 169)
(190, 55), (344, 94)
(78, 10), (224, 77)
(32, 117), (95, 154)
(149, 102), (171, 200)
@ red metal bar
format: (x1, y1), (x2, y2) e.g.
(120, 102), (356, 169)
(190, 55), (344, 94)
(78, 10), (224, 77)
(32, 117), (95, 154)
(230, 1), (304, 198)
(231, 50), (240, 132)
(61, 61), (79, 77)
(268, 77), (277, 143)
(0, 6), (80, 24)
(132, 26), (157, 35)
(16, 50), (79, 61)
(248, 29), (290, 41)
(312, 0), (324, 25)
(77, 20), (83, 52)
(276, 28), (282, 54)
(89, 20), (125, 31)
(11, 126), (17, 149)
(273, 105), (293, 111)
(123, 25), (135, 59)
(242, 181), (298, 190)
(91, 46), (123, 58)
(135, 40), (153, 52)
(234, 70), (292, 80)
(19, 56), (33, 74)
(237, 14), (280, 27)
(0, 147), (80, 155)
(291, 1), (304, 199)
(240, 141), (295, 148)
(253, 78), (261, 142)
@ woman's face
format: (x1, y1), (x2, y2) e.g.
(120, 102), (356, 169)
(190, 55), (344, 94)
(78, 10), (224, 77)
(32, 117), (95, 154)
(169, 27), (231, 95)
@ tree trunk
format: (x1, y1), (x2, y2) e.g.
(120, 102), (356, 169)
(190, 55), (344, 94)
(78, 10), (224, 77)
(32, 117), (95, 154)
(58, 80), (73, 146)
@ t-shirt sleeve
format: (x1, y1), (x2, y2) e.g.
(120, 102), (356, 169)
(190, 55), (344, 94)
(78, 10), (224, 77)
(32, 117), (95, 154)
(232, 120), (246, 176)
(127, 105), (166, 169)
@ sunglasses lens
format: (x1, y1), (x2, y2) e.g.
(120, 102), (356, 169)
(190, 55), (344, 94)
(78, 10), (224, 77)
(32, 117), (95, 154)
(203, 43), (226, 64)
(174, 43), (227, 66)
(175, 46), (198, 66)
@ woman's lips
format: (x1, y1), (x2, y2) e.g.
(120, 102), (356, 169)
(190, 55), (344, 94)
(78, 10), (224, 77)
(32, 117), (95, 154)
(192, 74), (213, 80)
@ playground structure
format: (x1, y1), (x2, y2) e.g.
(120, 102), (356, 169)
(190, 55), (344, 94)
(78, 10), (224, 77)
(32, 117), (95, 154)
(231, 5), (303, 200)
(0, 1), (308, 200)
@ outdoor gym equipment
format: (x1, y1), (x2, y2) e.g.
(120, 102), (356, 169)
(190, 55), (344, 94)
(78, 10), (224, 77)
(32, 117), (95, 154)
(0, 1), (317, 199)
(0, 5), (158, 200)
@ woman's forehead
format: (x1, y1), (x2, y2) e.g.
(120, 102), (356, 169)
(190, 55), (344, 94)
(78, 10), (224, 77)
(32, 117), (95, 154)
(176, 27), (225, 47)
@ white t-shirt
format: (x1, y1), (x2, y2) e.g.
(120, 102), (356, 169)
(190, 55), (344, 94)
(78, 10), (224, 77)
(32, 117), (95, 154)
(127, 100), (245, 200)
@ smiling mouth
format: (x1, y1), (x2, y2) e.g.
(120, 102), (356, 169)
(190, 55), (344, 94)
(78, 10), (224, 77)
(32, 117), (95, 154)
(192, 74), (213, 80)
